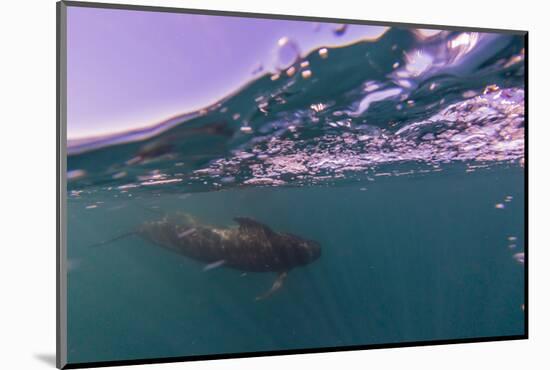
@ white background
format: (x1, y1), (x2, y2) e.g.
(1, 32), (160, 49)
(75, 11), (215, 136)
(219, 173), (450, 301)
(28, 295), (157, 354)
(1, 0), (548, 369)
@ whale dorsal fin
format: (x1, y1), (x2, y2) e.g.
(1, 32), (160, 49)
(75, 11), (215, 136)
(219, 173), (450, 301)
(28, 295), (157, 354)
(234, 217), (273, 234)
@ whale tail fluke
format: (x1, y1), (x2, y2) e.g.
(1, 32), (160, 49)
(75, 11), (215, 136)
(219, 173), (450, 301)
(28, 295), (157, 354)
(255, 271), (288, 301)
(88, 231), (137, 248)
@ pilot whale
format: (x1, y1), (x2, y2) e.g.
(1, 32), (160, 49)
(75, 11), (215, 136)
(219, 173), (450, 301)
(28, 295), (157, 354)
(93, 214), (321, 300)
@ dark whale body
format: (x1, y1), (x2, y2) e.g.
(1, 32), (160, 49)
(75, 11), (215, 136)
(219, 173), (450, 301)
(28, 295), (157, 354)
(131, 214), (321, 299)
(138, 215), (321, 272)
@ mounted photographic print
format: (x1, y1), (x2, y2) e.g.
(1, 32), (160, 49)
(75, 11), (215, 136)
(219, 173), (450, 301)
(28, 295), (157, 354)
(57, 1), (527, 368)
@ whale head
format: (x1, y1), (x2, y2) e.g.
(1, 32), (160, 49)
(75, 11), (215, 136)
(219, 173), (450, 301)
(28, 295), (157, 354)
(279, 233), (322, 267)
(299, 238), (322, 264)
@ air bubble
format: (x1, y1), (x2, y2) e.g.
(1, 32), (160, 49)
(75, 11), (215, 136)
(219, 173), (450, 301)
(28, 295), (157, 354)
(310, 103), (327, 113)
(513, 252), (524, 264)
(286, 66), (296, 77)
(275, 37), (301, 71)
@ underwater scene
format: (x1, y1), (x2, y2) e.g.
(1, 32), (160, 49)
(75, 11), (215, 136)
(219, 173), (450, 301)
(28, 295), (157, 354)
(65, 6), (525, 365)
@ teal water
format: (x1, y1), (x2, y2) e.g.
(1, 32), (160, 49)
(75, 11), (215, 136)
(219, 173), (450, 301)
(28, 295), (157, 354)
(67, 165), (524, 363)
(66, 28), (525, 364)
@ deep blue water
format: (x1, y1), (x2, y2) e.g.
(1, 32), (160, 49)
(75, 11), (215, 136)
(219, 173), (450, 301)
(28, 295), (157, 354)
(67, 165), (524, 363)
(66, 27), (525, 364)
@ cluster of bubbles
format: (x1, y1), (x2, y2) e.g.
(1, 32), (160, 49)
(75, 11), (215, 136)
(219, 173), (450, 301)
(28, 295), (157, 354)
(193, 86), (524, 187)
(492, 191), (524, 311)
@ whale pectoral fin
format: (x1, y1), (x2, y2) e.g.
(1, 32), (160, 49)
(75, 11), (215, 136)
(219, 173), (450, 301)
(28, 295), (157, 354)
(203, 260), (226, 272)
(255, 271), (288, 301)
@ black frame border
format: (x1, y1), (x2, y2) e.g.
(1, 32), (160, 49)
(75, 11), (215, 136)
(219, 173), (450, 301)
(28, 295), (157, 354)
(56, 1), (528, 369)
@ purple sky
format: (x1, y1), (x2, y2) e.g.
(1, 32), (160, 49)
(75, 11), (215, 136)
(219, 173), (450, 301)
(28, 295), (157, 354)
(67, 6), (387, 139)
